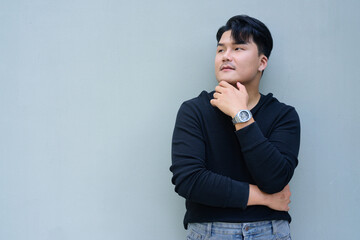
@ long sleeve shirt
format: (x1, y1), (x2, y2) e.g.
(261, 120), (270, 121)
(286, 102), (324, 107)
(170, 91), (301, 229)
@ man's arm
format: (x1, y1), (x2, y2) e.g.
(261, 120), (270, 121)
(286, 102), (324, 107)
(171, 101), (292, 210)
(211, 81), (300, 194)
(171, 101), (249, 209)
(235, 112), (300, 194)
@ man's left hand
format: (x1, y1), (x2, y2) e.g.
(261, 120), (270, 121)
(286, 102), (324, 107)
(210, 81), (249, 118)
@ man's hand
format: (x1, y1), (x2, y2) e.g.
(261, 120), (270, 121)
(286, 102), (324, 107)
(210, 81), (249, 118)
(263, 185), (292, 211)
(248, 185), (292, 211)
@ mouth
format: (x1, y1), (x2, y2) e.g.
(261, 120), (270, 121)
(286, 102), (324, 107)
(220, 65), (235, 71)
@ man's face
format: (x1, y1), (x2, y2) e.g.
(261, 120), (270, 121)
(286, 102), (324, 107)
(215, 30), (267, 86)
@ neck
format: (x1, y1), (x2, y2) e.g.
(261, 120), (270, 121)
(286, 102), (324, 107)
(247, 87), (261, 110)
(243, 76), (261, 110)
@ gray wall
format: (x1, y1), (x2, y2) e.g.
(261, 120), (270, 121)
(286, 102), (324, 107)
(1, 0), (359, 239)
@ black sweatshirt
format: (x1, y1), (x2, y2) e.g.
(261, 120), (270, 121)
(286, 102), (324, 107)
(170, 91), (301, 229)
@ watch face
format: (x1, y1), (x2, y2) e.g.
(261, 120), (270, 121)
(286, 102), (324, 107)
(240, 111), (250, 121)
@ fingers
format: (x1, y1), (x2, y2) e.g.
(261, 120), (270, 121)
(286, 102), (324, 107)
(214, 85), (223, 93)
(283, 185), (291, 197)
(213, 92), (220, 99)
(216, 81), (237, 94)
(210, 98), (218, 107)
(218, 81), (246, 93)
(218, 80), (232, 87)
(236, 82), (246, 91)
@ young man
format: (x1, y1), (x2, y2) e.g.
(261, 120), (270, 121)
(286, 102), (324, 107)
(170, 15), (300, 239)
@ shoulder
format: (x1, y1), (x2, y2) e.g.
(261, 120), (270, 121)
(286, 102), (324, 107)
(257, 93), (300, 126)
(183, 90), (213, 106)
(174, 91), (214, 131)
(178, 90), (214, 113)
(261, 93), (298, 114)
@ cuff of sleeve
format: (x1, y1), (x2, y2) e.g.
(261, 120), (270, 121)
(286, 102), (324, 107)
(235, 122), (267, 152)
(226, 180), (249, 210)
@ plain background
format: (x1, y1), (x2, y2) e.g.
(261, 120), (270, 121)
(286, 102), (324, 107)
(1, 0), (359, 239)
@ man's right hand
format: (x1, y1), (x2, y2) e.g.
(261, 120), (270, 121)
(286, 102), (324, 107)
(248, 184), (291, 211)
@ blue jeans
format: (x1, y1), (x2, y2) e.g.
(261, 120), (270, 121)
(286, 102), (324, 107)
(187, 221), (291, 240)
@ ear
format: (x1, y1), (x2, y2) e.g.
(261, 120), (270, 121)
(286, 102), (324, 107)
(258, 54), (268, 72)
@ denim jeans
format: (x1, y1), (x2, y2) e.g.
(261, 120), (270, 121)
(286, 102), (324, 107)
(187, 220), (291, 240)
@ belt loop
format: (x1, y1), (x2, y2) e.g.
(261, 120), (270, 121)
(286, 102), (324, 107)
(206, 223), (212, 239)
(271, 220), (277, 235)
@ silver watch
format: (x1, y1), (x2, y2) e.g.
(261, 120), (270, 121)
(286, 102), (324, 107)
(232, 110), (252, 124)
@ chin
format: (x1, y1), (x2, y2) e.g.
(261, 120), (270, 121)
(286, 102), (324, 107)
(217, 78), (238, 85)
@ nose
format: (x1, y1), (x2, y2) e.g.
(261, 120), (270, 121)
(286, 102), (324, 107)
(222, 49), (232, 62)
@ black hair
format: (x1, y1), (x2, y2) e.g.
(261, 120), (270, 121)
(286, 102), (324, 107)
(216, 15), (273, 58)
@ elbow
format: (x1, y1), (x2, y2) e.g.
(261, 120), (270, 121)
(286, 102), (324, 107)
(171, 169), (200, 200)
(171, 174), (190, 199)
(172, 178), (190, 199)
(170, 156), (207, 200)
(257, 167), (294, 194)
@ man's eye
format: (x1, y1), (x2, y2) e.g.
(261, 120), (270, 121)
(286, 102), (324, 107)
(235, 47), (243, 51)
(217, 49), (224, 53)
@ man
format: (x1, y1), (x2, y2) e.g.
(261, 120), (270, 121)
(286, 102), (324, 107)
(170, 15), (300, 239)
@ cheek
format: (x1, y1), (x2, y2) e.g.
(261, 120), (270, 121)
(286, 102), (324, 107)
(239, 56), (259, 70)
(214, 57), (221, 67)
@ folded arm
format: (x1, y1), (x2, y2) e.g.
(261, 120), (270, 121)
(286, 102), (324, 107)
(171, 102), (249, 209)
(210, 81), (300, 194)
(170, 102), (293, 210)
(235, 111), (300, 194)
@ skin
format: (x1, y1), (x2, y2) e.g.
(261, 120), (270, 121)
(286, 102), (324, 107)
(248, 184), (291, 211)
(210, 30), (291, 211)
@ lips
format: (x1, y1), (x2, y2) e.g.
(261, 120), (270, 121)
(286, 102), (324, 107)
(220, 64), (235, 71)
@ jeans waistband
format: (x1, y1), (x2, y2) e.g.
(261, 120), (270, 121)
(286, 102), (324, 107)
(188, 220), (288, 236)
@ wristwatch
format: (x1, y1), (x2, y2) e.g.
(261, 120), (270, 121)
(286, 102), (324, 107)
(232, 110), (252, 124)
